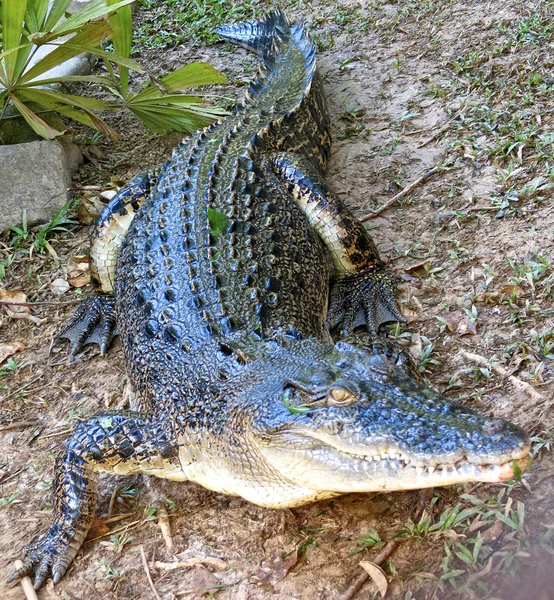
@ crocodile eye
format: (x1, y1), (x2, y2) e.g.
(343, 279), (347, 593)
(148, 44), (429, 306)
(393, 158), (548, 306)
(328, 387), (355, 406)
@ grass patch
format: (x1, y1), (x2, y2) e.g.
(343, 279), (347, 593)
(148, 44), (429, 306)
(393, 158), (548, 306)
(134, 0), (262, 50)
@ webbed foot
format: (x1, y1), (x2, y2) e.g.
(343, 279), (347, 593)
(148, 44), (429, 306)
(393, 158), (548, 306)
(56, 293), (117, 356)
(327, 268), (405, 336)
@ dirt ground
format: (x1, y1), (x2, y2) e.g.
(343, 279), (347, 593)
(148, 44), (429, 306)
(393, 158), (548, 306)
(1, 0), (554, 599)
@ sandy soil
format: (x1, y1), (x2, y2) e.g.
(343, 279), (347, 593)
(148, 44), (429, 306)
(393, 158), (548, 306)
(1, 0), (553, 599)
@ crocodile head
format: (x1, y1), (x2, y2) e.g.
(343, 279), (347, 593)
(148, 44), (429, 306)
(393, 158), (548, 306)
(238, 337), (530, 503)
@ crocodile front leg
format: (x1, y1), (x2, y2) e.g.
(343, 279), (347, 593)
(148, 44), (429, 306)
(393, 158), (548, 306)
(58, 169), (159, 356)
(271, 152), (405, 334)
(7, 412), (181, 590)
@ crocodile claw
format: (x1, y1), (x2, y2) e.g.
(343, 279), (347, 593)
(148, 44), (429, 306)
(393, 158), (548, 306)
(56, 293), (117, 356)
(7, 531), (71, 590)
(327, 268), (405, 336)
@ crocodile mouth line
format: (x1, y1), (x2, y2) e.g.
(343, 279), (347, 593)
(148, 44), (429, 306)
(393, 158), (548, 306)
(342, 448), (530, 482)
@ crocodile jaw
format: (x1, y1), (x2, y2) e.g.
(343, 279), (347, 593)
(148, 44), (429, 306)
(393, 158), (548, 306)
(257, 433), (531, 493)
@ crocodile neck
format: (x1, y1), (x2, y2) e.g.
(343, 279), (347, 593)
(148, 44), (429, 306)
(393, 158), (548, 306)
(116, 22), (331, 406)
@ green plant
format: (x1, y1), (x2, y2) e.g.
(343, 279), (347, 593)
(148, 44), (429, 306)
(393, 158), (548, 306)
(34, 198), (76, 253)
(418, 336), (441, 374)
(0, 0), (228, 141)
(110, 528), (135, 552)
(135, 0), (261, 48)
(0, 492), (21, 508)
(95, 556), (121, 579)
(8, 208), (30, 246)
(1, 356), (34, 374)
(349, 527), (382, 554)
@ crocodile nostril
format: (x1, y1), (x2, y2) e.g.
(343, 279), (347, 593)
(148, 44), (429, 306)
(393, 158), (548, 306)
(484, 419), (507, 435)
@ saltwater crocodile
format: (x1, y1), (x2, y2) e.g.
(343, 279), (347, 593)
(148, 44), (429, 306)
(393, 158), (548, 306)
(9, 12), (529, 590)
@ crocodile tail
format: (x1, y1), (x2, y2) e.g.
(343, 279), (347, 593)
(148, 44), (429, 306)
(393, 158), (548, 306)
(215, 10), (290, 64)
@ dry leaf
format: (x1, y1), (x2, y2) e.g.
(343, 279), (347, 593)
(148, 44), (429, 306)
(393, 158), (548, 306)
(0, 289), (29, 315)
(77, 197), (106, 224)
(480, 520), (504, 544)
(100, 189), (118, 201)
(440, 311), (477, 336)
(67, 255), (91, 288)
(50, 278), (70, 295)
(86, 516), (111, 540)
(404, 260), (430, 274)
(411, 571), (438, 580)
(359, 561), (388, 598)
(501, 285), (523, 297)
(0, 342), (25, 365)
(440, 310), (463, 332)
(178, 565), (219, 596)
(397, 271), (421, 284)
(0, 290), (44, 325)
(68, 272), (91, 288)
(457, 316), (477, 336)
(402, 307), (419, 324)
(252, 551), (298, 587)
(67, 254), (90, 271)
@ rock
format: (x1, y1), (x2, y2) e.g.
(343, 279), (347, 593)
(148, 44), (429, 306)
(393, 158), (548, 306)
(0, 140), (82, 231)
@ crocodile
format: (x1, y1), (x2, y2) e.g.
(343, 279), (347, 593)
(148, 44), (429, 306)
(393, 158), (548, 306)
(9, 11), (529, 590)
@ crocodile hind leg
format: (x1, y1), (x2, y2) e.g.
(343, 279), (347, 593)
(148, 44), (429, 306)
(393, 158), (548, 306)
(270, 152), (405, 335)
(7, 412), (181, 590)
(58, 169), (159, 355)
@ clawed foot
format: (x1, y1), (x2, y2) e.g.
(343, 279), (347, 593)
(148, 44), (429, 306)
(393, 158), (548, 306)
(327, 268), (405, 336)
(7, 530), (73, 590)
(56, 293), (117, 356)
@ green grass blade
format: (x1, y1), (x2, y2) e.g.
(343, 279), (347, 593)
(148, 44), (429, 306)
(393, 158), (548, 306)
(107, 0), (131, 95)
(74, 45), (145, 72)
(9, 93), (65, 138)
(2, 0), (29, 81)
(25, 0), (51, 33)
(18, 87), (114, 111)
(131, 104), (213, 133)
(54, 105), (119, 140)
(21, 74), (116, 87)
(43, 0), (72, 33)
(50, 0), (136, 37)
(160, 63), (227, 92)
(18, 20), (111, 84)
(128, 93), (205, 106)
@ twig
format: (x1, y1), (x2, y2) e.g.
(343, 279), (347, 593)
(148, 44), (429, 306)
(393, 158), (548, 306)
(154, 557), (228, 570)
(464, 205), (498, 212)
(336, 540), (398, 600)
(460, 350), (546, 403)
(157, 506), (173, 551)
(417, 102), (470, 148)
(140, 545), (162, 600)
(361, 168), (440, 221)
(84, 518), (143, 544)
(13, 560), (39, 600)
(0, 299), (82, 307)
(107, 485), (122, 519)
(85, 512), (185, 545)
(0, 420), (39, 432)
(103, 511), (136, 525)
(39, 427), (74, 439)
(0, 468), (24, 485)
(1, 376), (43, 403)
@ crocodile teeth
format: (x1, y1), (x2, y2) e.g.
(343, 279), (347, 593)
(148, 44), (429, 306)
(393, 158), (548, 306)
(416, 466), (424, 477)
(427, 466), (436, 475)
